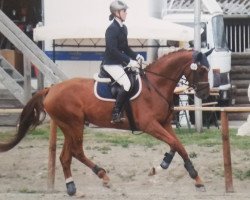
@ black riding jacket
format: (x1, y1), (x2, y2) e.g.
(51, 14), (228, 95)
(102, 19), (137, 67)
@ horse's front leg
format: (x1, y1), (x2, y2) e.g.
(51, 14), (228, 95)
(164, 124), (205, 190)
(146, 120), (205, 191)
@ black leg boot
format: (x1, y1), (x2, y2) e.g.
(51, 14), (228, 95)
(111, 88), (128, 123)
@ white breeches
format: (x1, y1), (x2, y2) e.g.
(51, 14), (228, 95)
(103, 65), (131, 92)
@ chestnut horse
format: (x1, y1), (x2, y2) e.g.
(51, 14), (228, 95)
(0, 49), (211, 196)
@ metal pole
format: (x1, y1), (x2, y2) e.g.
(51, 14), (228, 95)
(194, 0), (203, 132)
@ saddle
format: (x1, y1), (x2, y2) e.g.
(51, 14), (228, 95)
(94, 67), (142, 101)
(93, 67), (142, 132)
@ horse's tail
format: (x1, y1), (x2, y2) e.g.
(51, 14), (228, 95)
(0, 88), (50, 152)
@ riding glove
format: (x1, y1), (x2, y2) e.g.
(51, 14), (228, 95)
(136, 54), (145, 63)
(127, 59), (140, 68)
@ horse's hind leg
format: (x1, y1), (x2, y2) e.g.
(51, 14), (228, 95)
(71, 131), (110, 187)
(59, 136), (76, 195)
(59, 124), (110, 196)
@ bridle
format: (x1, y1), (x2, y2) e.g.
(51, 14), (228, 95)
(140, 57), (209, 105)
(184, 62), (210, 94)
(140, 59), (209, 90)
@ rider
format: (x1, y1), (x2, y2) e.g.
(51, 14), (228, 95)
(102, 0), (145, 123)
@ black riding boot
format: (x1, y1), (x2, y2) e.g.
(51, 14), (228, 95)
(111, 88), (128, 123)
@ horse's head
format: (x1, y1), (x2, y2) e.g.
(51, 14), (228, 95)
(185, 49), (213, 99)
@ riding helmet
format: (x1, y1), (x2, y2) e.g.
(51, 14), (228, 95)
(110, 0), (128, 13)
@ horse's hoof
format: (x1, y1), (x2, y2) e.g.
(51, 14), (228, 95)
(66, 181), (77, 196)
(75, 191), (85, 198)
(148, 167), (156, 176)
(103, 180), (112, 188)
(102, 174), (111, 188)
(195, 184), (206, 192)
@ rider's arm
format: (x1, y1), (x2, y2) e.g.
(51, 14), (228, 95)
(105, 26), (131, 66)
(122, 25), (137, 60)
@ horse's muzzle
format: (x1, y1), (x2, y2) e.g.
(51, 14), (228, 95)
(195, 82), (210, 99)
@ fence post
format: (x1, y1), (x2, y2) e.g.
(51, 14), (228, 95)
(47, 119), (57, 191)
(221, 111), (234, 192)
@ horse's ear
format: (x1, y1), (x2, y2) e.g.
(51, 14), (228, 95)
(193, 51), (210, 68)
(193, 51), (203, 62)
(204, 48), (214, 57)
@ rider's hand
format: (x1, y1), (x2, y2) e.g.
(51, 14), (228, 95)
(127, 59), (140, 68)
(130, 67), (139, 73)
(136, 54), (145, 63)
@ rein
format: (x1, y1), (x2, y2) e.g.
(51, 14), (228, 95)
(141, 57), (209, 99)
(140, 71), (174, 126)
(143, 69), (179, 83)
(141, 70), (173, 104)
(144, 68), (193, 91)
(141, 59), (193, 98)
(139, 60), (193, 123)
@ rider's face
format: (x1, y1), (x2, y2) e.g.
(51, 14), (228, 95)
(118, 9), (127, 21)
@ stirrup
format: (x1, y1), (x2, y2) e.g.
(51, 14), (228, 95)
(111, 112), (125, 124)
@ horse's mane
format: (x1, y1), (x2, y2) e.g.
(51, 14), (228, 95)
(145, 48), (192, 69)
